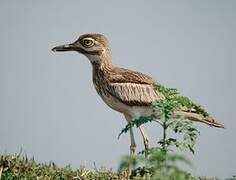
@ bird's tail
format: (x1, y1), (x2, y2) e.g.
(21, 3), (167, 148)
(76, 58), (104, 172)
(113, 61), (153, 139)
(174, 111), (224, 128)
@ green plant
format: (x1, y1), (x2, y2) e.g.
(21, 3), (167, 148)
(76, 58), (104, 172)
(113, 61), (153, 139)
(119, 84), (203, 179)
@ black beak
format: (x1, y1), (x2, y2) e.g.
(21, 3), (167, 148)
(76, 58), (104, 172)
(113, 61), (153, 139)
(52, 43), (75, 52)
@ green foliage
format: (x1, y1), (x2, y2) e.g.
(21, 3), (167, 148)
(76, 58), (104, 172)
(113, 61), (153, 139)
(118, 115), (154, 139)
(118, 83), (204, 179)
(148, 150), (194, 180)
(169, 120), (200, 154)
(154, 84), (209, 117)
(0, 154), (122, 180)
(119, 149), (197, 180)
(119, 84), (201, 154)
(0, 153), (229, 180)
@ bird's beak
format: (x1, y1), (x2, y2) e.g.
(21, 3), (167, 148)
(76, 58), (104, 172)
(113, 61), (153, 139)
(52, 43), (75, 52)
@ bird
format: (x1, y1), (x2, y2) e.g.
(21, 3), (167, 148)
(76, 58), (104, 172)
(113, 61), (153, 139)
(52, 33), (224, 155)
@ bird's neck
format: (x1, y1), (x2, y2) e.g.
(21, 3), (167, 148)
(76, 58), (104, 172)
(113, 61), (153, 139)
(90, 53), (113, 87)
(88, 50), (113, 72)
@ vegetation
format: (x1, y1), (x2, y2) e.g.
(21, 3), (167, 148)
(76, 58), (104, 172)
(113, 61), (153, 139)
(0, 84), (233, 179)
(0, 154), (124, 179)
(118, 84), (201, 179)
(118, 84), (232, 179)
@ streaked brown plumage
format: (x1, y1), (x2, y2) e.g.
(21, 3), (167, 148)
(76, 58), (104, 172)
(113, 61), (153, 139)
(93, 66), (160, 106)
(52, 33), (224, 154)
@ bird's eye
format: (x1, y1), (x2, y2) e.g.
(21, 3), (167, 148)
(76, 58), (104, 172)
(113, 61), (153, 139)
(82, 38), (94, 48)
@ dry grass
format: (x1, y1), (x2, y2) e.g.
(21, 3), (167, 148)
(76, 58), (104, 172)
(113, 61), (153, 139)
(0, 154), (129, 180)
(0, 154), (234, 180)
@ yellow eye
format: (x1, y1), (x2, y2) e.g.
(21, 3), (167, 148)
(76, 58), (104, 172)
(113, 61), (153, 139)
(82, 38), (94, 47)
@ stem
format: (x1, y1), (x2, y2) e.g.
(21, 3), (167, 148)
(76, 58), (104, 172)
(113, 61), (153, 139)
(161, 116), (169, 170)
(162, 121), (167, 151)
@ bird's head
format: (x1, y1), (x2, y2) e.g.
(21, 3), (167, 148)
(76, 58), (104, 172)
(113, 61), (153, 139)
(52, 33), (112, 65)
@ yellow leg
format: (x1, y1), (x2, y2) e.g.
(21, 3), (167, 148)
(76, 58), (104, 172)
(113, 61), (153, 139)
(139, 126), (150, 153)
(124, 114), (137, 155)
(129, 127), (136, 155)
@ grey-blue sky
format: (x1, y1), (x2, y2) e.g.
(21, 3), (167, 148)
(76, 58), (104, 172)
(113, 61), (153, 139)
(0, 0), (235, 178)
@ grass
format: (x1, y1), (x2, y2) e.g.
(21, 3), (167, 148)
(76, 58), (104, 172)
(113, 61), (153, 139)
(1, 153), (235, 180)
(0, 154), (128, 180)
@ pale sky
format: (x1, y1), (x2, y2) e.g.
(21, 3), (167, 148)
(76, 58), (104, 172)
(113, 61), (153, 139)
(0, 0), (235, 178)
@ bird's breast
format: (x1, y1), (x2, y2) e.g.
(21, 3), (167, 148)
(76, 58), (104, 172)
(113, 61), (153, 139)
(93, 81), (153, 118)
(92, 79), (125, 112)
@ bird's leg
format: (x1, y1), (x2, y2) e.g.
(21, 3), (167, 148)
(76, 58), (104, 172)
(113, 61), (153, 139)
(126, 126), (137, 178)
(124, 114), (137, 155)
(129, 127), (136, 155)
(139, 125), (150, 157)
(139, 126), (151, 180)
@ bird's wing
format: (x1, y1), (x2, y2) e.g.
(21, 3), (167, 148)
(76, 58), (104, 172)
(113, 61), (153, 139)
(107, 67), (161, 106)
(108, 82), (161, 106)
(109, 67), (157, 84)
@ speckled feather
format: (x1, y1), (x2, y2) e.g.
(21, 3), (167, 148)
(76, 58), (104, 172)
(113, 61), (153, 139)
(92, 66), (161, 106)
